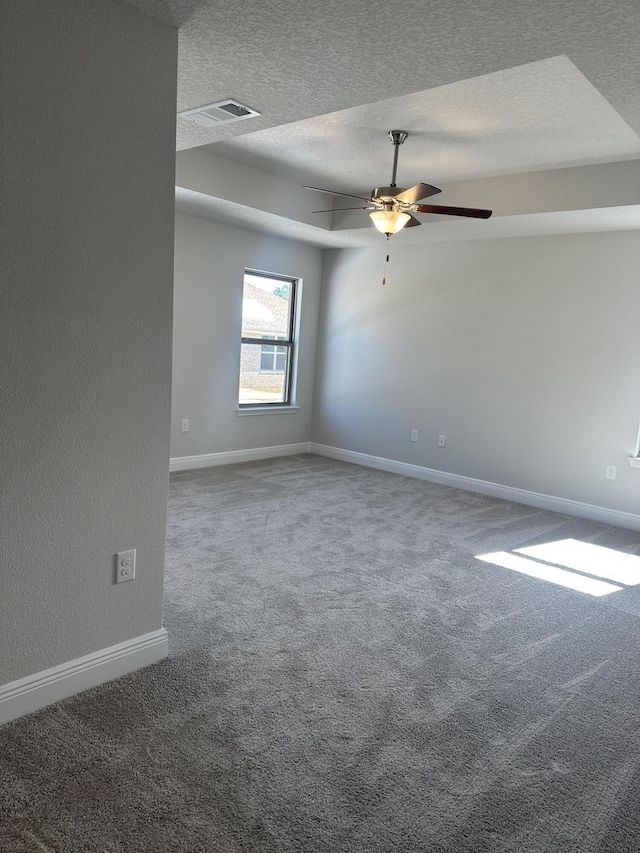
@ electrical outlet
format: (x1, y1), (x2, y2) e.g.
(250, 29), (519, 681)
(438, 435), (446, 448)
(411, 429), (419, 442)
(606, 465), (617, 480)
(115, 549), (136, 584)
(181, 418), (189, 432)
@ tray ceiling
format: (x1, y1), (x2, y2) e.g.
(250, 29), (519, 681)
(121, 0), (640, 245)
(208, 56), (640, 193)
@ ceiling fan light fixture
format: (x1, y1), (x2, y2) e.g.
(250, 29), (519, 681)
(369, 209), (411, 235)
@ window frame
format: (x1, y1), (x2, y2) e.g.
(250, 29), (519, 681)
(239, 271), (298, 408)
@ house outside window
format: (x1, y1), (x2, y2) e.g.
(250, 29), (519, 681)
(239, 271), (298, 406)
(259, 337), (287, 372)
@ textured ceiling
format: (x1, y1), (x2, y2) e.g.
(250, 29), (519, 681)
(120, 0), (640, 245)
(122, 0), (640, 152)
(209, 56), (640, 192)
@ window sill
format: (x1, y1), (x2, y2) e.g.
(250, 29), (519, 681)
(236, 406), (300, 416)
(629, 457), (640, 469)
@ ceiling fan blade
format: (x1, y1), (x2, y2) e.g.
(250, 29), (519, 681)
(403, 215), (422, 228)
(414, 204), (492, 219)
(394, 183), (441, 204)
(304, 186), (373, 203)
(312, 206), (376, 213)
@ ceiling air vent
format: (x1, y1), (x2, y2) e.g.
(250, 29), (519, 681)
(178, 100), (261, 127)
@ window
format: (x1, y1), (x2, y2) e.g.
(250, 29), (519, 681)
(239, 271), (297, 407)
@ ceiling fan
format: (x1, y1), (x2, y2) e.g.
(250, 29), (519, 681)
(305, 130), (492, 237)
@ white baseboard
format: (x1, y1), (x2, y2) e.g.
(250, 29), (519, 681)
(0, 628), (169, 727)
(170, 442), (312, 472)
(310, 443), (640, 532)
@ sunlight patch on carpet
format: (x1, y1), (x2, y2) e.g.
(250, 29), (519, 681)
(476, 550), (623, 596)
(515, 539), (640, 587)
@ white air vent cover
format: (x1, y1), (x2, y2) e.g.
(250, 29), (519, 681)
(178, 100), (261, 127)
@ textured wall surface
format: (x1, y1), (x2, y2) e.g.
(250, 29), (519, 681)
(171, 214), (323, 457)
(313, 231), (640, 515)
(0, 0), (178, 684)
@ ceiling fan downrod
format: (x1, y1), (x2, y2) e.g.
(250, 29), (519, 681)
(388, 130), (408, 187)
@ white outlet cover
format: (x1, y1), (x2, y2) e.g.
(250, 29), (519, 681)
(115, 549), (136, 584)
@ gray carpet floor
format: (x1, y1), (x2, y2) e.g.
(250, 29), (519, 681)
(3, 454), (640, 851)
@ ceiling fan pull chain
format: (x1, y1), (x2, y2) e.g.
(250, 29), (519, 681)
(382, 242), (390, 285)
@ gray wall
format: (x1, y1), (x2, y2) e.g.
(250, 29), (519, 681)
(171, 213), (324, 457)
(313, 231), (640, 514)
(0, 0), (177, 684)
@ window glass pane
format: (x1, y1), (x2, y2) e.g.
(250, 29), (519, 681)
(241, 274), (292, 339)
(240, 343), (289, 404)
(275, 349), (286, 371)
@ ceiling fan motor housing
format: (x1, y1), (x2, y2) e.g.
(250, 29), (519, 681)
(372, 186), (407, 202)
